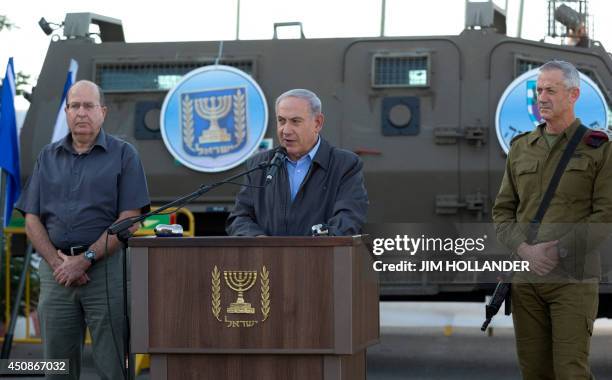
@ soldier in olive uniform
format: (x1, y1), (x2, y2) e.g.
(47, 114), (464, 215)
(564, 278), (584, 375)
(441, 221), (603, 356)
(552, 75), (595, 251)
(493, 60), (612, 380)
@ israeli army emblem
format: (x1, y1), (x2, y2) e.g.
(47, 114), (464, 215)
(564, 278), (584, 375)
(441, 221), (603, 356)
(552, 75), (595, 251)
(161, 65), (268, 172)
(495, 68), (609, 154)
(525, 80), (542, 128)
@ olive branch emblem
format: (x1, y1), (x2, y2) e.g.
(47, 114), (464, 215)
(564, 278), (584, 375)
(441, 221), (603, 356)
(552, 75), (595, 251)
(233, 89), (246, 146)
(260, 266), (270, 321)
(182, 95), (195, 152)
(211, 265), (222, 321)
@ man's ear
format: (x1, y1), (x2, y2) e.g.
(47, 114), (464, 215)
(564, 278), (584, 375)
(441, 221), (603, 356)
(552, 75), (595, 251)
(569, 87), (580, 105)
(314, 113), (324, 133)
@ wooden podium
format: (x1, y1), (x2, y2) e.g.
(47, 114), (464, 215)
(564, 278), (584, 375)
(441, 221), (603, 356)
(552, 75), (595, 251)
(129, 236), (379, 380)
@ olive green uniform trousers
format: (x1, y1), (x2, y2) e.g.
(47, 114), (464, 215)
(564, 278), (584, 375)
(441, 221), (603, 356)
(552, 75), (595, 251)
(512, 281), (598, 380)
(37, 253), (126, 380)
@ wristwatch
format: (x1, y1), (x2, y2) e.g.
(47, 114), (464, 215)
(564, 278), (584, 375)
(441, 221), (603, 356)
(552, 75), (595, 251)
(84, 250), (96, 265)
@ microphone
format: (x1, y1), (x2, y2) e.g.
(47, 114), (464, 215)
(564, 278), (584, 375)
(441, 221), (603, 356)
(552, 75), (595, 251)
(265, 147), (286, 184)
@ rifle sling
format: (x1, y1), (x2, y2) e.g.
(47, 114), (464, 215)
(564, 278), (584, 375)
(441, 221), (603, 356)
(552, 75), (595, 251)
(526, 124), (588, 244)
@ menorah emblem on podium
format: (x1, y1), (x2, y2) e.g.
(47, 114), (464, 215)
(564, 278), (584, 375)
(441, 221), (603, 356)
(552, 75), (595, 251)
(195, 95), (232, 144)
(224, 271), (258, 314)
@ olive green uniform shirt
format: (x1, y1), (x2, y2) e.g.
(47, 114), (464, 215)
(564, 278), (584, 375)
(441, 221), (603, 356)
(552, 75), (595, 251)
(492, 119), (612, 279)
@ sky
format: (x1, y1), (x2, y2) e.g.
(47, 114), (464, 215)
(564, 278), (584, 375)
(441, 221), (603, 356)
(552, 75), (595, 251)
(1, 0), (612, 111)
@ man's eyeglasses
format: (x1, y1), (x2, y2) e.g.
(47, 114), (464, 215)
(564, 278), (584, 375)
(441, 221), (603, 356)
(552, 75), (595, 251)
(67, 102), (103, 112)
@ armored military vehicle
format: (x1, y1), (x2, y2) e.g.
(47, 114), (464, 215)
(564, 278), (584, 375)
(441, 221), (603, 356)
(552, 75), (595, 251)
(18, 1), (612, 315)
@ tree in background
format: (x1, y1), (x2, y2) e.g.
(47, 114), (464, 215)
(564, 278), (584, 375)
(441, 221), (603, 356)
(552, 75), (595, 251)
(0, 15), (32, 100)
(0, 15), (16, 32)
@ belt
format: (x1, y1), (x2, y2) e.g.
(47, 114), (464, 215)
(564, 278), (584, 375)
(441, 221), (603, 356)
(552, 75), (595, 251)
(58, 245), (88, 256)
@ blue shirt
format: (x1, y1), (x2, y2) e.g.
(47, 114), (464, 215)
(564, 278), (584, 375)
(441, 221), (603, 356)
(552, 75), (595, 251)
(285, 138), (321, 201)
(16, 129), (150, 249)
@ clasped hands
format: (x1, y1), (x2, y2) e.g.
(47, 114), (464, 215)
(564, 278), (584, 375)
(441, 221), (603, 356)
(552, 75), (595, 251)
(52, 250), (91, 287)
(517, 240), (559, 276)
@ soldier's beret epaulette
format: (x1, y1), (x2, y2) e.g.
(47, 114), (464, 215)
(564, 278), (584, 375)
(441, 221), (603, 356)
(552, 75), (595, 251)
(510, 131), (530, 146)
(583, 129), (611, 148)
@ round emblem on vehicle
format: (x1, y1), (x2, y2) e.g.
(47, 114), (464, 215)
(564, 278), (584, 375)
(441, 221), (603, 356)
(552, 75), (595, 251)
(495, 68), (609, 154)
(160, 65), (268, 172)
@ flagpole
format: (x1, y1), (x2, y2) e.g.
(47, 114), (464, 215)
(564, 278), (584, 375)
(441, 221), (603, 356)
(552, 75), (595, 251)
(0, 170), (6, 231)
(0, 169), (7, 279)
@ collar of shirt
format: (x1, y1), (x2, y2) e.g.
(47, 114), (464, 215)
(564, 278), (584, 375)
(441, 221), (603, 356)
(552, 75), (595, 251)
(57, 128), (109, 154)
(285, 137), (321, 201)
(528, 118), (582, 146)
(285, 137), (321, 166)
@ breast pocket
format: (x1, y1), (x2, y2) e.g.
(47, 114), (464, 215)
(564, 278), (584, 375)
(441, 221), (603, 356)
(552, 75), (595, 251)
(80, 158), (121, 209)
(513, 160), (539, 197)
(558, 158), (593, 201)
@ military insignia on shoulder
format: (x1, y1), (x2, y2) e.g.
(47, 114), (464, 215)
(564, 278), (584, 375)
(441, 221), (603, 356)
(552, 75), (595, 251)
(584, 129), (611, 148)
(510, 132), (530, 146)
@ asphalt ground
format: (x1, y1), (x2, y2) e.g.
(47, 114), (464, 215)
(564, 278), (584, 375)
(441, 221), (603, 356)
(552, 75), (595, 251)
(367, 326), (612, 380)
(1, 302), (610, 379)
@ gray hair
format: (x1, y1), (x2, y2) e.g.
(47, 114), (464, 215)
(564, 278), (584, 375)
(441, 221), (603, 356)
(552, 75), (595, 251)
(275, 89), (322, 115)
(539, 60), (580, 89)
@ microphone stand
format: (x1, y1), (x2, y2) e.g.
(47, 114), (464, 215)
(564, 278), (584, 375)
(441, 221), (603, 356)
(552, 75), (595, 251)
(109, 161), (269, 235)
(107, 161), (269, 379)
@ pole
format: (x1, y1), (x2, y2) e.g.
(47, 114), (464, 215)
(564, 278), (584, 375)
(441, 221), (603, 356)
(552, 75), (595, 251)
(380, 0), (386, 37)
(0, 170), (7, 281)
(236, 0), (241, 40)
(517, 0), (525, 38)
(0, 243), (32, 359)
(119, 242), (133, 380)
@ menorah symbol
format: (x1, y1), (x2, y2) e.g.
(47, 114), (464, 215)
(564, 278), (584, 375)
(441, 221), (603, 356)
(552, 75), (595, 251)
(195, 95), (232, 144)
(224, 271), (258, 314)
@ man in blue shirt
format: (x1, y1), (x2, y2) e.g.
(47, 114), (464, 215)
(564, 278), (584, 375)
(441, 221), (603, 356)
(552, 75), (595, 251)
(286, 134), (320, 201)
(17, 80), (150, 379)
(227, 89), (368, 236)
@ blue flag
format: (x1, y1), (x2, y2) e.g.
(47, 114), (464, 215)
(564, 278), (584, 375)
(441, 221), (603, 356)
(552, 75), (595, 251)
(0, 58), (21, 227)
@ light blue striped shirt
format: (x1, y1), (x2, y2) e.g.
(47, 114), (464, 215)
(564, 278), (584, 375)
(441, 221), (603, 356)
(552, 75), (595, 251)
(285, 138), (321, 201)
